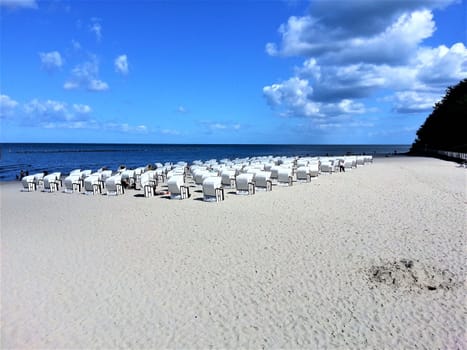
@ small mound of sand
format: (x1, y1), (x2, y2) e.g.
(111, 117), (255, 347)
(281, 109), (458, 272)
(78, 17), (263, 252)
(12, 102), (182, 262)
(368, 259), (457, 291)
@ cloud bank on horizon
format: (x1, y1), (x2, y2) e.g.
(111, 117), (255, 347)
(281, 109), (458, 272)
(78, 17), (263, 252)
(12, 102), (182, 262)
(0, 0), (465, 144)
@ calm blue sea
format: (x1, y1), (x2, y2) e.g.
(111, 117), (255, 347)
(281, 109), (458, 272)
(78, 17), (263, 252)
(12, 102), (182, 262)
(0, 143), (410, 181)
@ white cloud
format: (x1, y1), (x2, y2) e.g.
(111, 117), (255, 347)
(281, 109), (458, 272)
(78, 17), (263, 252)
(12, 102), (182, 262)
(71, 40), (81, 51)
(391, 91), (441, 113)
(22, 99), (93, 129)
(415, 43), (467, 86)
(19, 98), (146, 132)
(104, 123), (148, 133)
(160, 128), (181, 135)
(73, 104), (92, 114)
(88, 79), (109, 91)
(269, 10), (437, 65)
(199, 120), (242, 133)
(263, 77), (321, 117)
(89, 18), (102, 42)
(63, 81), (79, 90)
(39, 51), (63, 71)
(0, 0), (37, 9)
(264, 0), (466, 123)
(64, 56), (109, 92)
(177, 105), (187, 113)
(0, 94), (19, 118)
(114, 54), (129, 75)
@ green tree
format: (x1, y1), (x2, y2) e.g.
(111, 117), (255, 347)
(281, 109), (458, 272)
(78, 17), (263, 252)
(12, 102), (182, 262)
(410, 79), (467, 154)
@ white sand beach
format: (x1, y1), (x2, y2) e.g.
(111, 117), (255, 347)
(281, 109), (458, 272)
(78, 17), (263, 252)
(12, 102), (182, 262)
(1, 156), (466, 349)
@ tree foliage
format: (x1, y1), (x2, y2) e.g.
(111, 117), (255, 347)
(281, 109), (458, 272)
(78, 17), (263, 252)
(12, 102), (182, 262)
(410, 79), (467, 154)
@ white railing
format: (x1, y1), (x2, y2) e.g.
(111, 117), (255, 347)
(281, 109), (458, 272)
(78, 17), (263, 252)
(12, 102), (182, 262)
(433, 150), (467, 162)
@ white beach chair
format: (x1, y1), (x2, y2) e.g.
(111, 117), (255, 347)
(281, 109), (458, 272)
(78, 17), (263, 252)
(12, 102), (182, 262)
(254, 171), (272, 191)
(193, 169), (212, 185)
(221, 169), (237, 188)
(309, 162), (320, 177)
(43, 172), (61, 192)
(236, 173), (255, 195)
(84, 174), (102, 195)
(320, 161), (334, 174)
(63, 173), (82, 193)
(33, 173), (45, 189)
(202, 176), (224, 202)
(21, 175), (36, 191)
(140, 171), (157, 197)
(277, 168), (293, 186)
(167, 175), (190, 199)
(121, 169), (136, 188)
(106, 175), (124, 195)
(98, 170), (113, 188)
(344, 158), (354, 170)
(296, 166), (312, 182)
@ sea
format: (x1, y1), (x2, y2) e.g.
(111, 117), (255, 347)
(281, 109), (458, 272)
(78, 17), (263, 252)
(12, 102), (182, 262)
(0, 143), (410, 181)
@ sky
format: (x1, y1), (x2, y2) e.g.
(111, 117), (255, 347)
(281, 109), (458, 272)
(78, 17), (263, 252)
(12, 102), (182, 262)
(0, 0), (466, 144)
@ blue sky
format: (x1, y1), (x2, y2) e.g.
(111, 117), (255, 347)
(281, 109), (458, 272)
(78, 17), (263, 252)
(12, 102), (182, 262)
(1, 0), (466, 144)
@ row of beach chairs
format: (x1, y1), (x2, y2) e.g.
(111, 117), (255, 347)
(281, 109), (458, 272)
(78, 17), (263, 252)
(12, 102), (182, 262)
(21, 155), (373, 202)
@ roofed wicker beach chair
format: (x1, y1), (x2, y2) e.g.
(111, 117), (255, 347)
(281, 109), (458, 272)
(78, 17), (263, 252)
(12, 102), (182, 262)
(202, 176), (224, 202)
(236, 173), (255, 195)
(344, 157), (354, 170)
(254, 171), (273, 191)
(309, 162), (320, 177)
(356, 156), (365, 166)
(43, 172), (61, 192)
(84, 174), (102, 195)
(33, 172), (45, 190)
(121, 169), (136, 188)
(64, 173), (81, 193)
(21, 175), (36, 191)
(97, 170), (113, 189)
(296, 166), (312, 182)
(106, 174), (124, 196)
(193, 169), (215, 186)
(167, 175), (190, 199)
(221, 169), (237, 188)
(140, 171), (157, 197)
(277, 167), (293, 186)
(320, 160), (334, 174)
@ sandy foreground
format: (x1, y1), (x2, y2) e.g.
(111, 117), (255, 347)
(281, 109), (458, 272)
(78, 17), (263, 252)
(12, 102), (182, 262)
(1, 156), (466, 349)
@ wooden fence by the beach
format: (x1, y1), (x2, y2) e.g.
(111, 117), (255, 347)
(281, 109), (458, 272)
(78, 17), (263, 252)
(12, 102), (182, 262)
(430, 149), (467, 162)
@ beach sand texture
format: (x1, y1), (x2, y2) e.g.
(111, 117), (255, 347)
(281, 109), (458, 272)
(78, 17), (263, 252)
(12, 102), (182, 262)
(1, 157), (466, 349)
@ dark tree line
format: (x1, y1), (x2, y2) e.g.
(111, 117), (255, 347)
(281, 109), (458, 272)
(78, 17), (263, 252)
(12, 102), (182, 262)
(410, 79), (467, 154)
